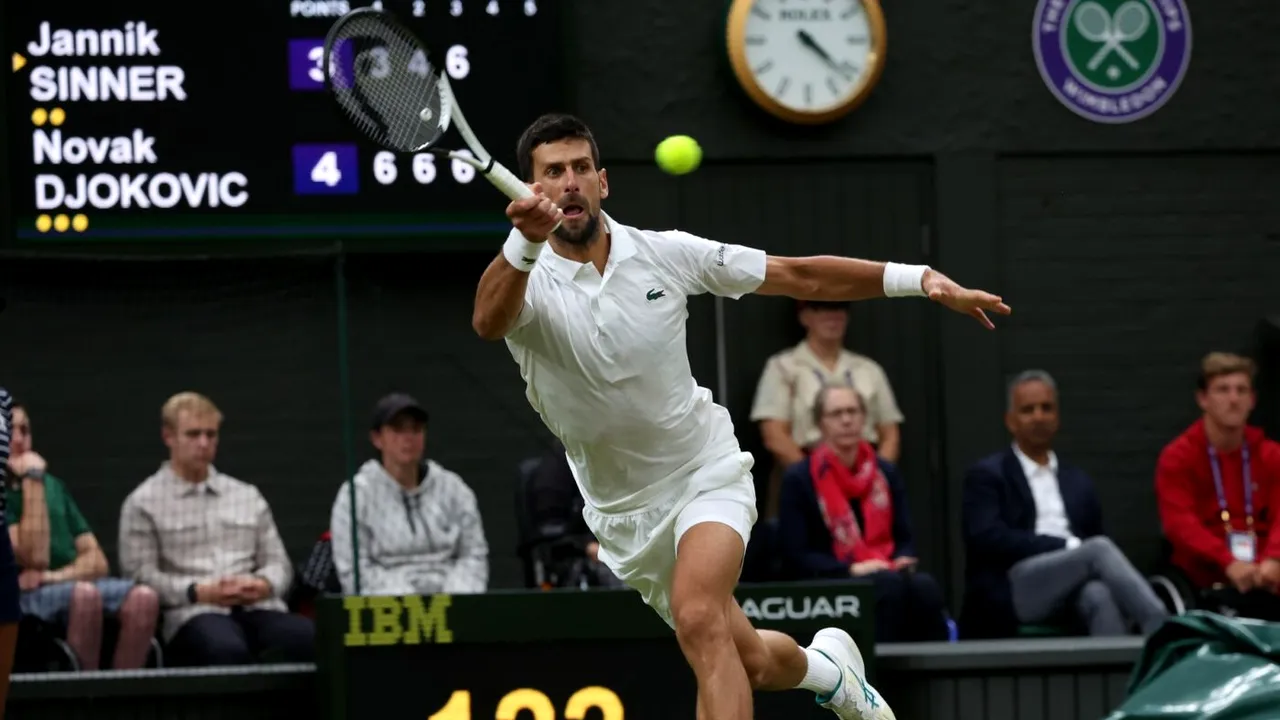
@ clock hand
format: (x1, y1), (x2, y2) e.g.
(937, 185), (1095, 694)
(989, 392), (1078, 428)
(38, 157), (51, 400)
(796, 29), (853, 81)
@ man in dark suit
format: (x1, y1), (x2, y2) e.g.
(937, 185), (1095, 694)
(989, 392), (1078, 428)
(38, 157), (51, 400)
(960, 370), (1167, 639)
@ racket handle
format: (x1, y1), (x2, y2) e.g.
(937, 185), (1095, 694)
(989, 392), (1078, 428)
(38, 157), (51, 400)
(485, 161), (534, 201)
(485, 159), (561, 232)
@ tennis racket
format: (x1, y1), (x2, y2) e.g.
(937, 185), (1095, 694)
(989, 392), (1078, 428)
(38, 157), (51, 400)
(322, 7), (537, 204)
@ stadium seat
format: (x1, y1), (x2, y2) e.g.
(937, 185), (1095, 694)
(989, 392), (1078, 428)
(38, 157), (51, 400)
(13, 613), (164, 673)
(1148, 571), (1195, 617)
(13, 615), (79, 673)
(1146, 538), (1198, 617)
(513, 456), (550, 589)
(1016, 623), (1072, 638)
(291, 531), (341, 617)
(512, 456), (599, 590)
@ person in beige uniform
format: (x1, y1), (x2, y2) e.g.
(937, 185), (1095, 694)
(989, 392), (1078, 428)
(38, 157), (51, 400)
(752, 301), (905, 516)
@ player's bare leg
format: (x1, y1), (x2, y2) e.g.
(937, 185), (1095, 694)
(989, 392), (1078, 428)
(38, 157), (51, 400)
(727, 560), (895, 719)
(682, 536), (865, 720)
(670, 522), (753, 720)
(727, 602), (810, 690)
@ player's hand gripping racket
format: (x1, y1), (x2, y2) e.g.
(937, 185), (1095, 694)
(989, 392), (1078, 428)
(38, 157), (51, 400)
(322, 7), (540, 207)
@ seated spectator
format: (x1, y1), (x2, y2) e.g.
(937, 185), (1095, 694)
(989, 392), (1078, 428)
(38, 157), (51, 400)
(5, 401), (159, 670)
(751, 300), (904, 515)
(330, 393), (488, 596)
(524, 439), (623, 589)
(961, 370), (1167, 639)
(778, 384), (949, 643)
(2, 388), (22, 704)
(118, 392), (314, 666)
(1156, 352), (1280, 620)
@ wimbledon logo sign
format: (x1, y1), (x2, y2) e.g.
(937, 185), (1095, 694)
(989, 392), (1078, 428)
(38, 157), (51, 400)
(1032, 0), (1191, 124)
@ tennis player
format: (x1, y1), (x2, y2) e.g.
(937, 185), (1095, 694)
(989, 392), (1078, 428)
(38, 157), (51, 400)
(472, 114), (1011, 720)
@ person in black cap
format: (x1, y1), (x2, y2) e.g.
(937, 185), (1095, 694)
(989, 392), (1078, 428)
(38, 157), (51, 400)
(329, 393), (489, 596)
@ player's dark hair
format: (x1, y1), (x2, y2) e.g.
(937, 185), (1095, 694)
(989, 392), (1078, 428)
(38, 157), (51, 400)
(516, 113), (601, 181)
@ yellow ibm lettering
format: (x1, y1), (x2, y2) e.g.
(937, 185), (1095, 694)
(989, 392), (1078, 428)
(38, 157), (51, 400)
(341, 594), (453, 646)
(342, 595), (367, 646)
(402, 594), (453, 644)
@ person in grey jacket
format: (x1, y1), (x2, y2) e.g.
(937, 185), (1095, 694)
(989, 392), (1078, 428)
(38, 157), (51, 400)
(330, 393), (489, 596)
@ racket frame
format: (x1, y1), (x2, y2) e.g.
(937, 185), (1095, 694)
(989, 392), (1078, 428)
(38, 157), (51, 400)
(323, 7), (535, 202)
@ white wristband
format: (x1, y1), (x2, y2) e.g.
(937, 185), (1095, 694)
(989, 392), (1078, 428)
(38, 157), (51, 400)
(882, 262), (929, 298)
(502, 229), (545, 272)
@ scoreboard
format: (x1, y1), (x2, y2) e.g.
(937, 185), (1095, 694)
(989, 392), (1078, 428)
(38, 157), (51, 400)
(3, 0), (562, 243)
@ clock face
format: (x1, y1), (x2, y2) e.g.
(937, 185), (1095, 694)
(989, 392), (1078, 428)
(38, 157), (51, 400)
(735, 0), (884, 119)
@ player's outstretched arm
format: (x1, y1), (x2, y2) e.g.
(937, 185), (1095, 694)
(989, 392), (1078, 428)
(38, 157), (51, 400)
(757, 255), (1012, 329)
(472, 184), (563, 340)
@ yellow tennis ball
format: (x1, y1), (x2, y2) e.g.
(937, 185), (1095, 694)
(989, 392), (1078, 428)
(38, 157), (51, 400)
(655, 135), (702, 176)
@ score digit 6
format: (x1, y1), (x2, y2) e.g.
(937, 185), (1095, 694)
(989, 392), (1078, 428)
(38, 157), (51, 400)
(428, 686), (623, 720)
(372, 151), (478, 186)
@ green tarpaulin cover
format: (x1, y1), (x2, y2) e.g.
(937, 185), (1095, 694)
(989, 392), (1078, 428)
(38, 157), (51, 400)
(1107, 610), (1280, 720)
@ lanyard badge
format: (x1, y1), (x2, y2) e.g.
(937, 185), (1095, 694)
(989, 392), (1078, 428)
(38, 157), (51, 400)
(1209, 445), (1255, 562)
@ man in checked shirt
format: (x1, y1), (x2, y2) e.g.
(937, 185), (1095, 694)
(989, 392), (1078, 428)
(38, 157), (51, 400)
(118, 392), (314, 666)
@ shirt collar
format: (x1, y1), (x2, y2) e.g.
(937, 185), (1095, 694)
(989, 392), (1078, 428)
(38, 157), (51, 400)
(538, 211), (636, 283)
(160, 461), (224, 496)
(791, 340), (850, 373)
(1012, 443), (1058, 477)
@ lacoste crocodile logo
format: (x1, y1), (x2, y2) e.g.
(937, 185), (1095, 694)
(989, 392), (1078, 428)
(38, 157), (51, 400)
(646, 288), (666, 302)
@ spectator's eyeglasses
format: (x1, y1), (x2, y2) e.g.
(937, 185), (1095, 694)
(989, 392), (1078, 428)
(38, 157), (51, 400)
(823, 407), (864, 419)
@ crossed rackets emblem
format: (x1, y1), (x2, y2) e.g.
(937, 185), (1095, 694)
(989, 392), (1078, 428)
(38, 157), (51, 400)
(1074, 0), (1151, 72)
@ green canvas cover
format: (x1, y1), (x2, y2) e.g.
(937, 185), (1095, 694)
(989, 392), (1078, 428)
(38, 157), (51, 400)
(1106, 610), (1280, 720)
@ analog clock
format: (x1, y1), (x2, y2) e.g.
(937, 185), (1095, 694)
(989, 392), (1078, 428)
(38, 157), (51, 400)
(726, 0), (888, 125)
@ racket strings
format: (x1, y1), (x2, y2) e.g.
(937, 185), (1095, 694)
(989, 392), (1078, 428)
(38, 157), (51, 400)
(328, 14), (445, 152)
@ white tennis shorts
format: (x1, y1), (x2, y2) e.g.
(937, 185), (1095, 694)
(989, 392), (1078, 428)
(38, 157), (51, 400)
(582, 451), (758, 628)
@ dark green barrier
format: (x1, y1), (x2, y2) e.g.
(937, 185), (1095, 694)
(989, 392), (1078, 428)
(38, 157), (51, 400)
(316, 581), (874, 720)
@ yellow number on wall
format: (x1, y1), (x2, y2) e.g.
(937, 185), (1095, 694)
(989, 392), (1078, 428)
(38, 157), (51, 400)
(565, 686), (624, 720)
(428, 690), (471, 720)
(426, 686), (623, 720)
(495, 688), (555, 720)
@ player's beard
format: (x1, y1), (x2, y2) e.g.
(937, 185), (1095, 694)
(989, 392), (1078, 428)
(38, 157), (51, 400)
(553, 210), (600, 246)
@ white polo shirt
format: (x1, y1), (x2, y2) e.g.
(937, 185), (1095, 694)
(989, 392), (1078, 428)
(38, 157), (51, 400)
(503, 213), (767, 514)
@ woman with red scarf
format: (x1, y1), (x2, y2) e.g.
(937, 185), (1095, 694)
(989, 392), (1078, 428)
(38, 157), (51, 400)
(778, 384), (950, 643)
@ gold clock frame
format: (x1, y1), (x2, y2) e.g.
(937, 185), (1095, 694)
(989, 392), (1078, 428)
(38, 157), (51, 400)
(726, 0), (888, 125)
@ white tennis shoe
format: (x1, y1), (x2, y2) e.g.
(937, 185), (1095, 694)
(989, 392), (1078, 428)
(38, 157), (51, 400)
(809, 628), (895, 720)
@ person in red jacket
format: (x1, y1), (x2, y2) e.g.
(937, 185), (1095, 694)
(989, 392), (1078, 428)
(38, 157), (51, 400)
(1155, 352), (1280, 619)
